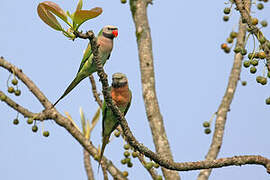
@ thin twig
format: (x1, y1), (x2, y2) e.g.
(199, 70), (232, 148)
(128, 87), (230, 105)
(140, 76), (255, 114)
(84, 149), (95, 180)
(89, 75), (103, 108)
(137, 153), (159, 179)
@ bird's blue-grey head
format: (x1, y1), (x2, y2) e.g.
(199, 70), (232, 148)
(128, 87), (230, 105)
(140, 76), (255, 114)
(102, 25), (118, 39)
(112, 73), (128, 88)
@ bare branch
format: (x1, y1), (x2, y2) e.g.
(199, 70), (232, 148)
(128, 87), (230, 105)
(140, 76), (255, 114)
(0, 90), (48, 120)
(89, 75), (103, 108)
(83, 149), (95, 180)
(128, 0), (180, 179)
(197, 6), (249, 180)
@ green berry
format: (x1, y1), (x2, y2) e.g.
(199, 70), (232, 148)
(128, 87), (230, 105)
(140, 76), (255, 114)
(122, 171), (129, 177)
(127, 162), (133, 168)
(260, 77), (267, 85)
(223, 7), (231, 14)
(27, 118), (33, 124)
(256, 76), (263, 83)
(230, 31), (238, 38)
(223, 16), (229, 22)
(248, 53), (254, 59)
(43, 131), (50, 137)
(204, 128), (211, 134)
(12, 79), (18, 85)
(224, 47), (231, 53)
(233, 46), (241, 53)
(114, 130), (121, 137)
(13, 118), (19, 125)
(125, 158), (131, 164)
(265, 98), (270, 105)
(32, 125), (38, 132)
(0, 94), (7, 101)
(132, 151), (139, 158)
(203, 121), (210, 128)
(251, 59), (259, 66)
(243, 61), (250, 68)
(250, 67), (257, 74)
(14, 89), (21, 96)
(121, 159), (127, 164)
(241, 81), (247, 86)
(154, 163), (160, 168)
(124, 144), (130, 150)
(240, 48), (247, 56)
(145, 162), (154, 170)
(121, 0), (127, 3)
(226, 37), (233, 44)
(124, 151), (130, 158)
(261, 20), (268, 27)
(257, 3), (264, 10)
(8, 87), (14, 93)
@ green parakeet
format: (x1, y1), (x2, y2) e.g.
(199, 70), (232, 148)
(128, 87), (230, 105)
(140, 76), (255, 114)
(98, 72), (132, 169)
(53, 25), (118, 106)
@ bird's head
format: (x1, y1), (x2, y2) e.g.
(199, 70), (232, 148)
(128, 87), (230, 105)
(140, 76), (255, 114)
(102, 25), (118, 39)
(112, 73), (128, 88)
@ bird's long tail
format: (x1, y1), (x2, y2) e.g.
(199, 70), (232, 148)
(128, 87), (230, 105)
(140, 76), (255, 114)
(98, 136), (109, 173)
(53, 75), (86, 107)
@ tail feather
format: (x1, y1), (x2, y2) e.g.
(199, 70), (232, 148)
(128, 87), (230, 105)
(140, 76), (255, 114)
(98, 136), (109, 173)
(53, 75), (86, 107)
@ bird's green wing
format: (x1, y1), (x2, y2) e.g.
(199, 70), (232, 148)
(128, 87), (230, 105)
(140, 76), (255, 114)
(77, 43), (92, 74)
(124, 89), (132, 116)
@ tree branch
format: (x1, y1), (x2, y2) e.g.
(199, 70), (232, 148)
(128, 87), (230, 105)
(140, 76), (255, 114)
(83, 149), (95, 180)
(128, 0), (181, 179)
(137, 153), (159, 179)
(76, 29), (270, 175)
(197, 4), (249, 179)
(0, 56), (127, 180)
(89, 75), (103, 108)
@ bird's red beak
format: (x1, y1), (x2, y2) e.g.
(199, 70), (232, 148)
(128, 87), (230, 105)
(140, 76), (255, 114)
(112, 30), (118, 37)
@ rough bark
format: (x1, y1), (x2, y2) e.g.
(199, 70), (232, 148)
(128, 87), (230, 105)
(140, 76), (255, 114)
(128, 1), (180, 179)
(197, 2), (250, 180)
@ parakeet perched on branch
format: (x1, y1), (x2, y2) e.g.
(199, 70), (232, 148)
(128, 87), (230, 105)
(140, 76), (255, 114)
(53, 25), (118, 106)
(98, 72), (132, 169)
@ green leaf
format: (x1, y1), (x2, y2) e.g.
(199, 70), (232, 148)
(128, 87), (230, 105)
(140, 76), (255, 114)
(76, 0), (83, 11)
(80, 107), (86, 135)
(37, 3), (63, 31)
(37, 1), (69, 31)
(73, 7), (102, 30)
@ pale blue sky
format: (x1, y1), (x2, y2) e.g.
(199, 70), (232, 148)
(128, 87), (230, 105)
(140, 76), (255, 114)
(1, 0), (270, 180)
